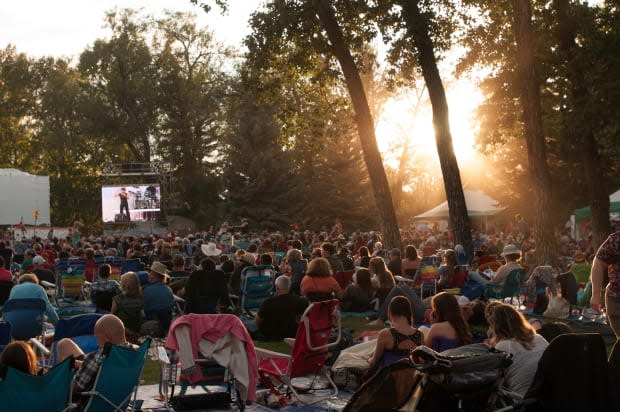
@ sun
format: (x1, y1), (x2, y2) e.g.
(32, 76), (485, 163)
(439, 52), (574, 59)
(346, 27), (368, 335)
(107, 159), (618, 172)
(375, 81), (483, 171)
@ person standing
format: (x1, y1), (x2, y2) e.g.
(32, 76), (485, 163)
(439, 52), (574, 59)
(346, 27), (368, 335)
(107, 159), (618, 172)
(116, 187), (131, 221)
(591, 232), (620, 339)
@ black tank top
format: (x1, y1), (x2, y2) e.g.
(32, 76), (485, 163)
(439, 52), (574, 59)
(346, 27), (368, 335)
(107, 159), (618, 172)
(389, 327), (423, 355)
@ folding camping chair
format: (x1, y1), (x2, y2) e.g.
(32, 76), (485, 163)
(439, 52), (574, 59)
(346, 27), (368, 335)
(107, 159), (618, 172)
(0, 356), (74, 412)
(53, 257), (87, 304)
(334, 270), (355, 290)
(257, 299), (342, 405)
(234, 265), (275, 317)
(485, 269), (526, 304)
(159, 314), (251, 411)
(0, 280), (13, 308)
(496, 333), (611, 412)
(417, 257), (440, 298)
(0, 320), (11, 352)
(68, 338), (151, 412)
(2, 297), (46, 341)
(48, 314), (102, 366)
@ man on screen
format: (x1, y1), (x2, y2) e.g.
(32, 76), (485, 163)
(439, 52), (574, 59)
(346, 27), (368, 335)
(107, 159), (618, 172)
(115, 187), (131, 221)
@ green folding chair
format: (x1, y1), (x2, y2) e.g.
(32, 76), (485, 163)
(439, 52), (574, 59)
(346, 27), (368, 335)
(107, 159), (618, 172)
(0, 357), (74, 412)
(71, 338), (151, 412)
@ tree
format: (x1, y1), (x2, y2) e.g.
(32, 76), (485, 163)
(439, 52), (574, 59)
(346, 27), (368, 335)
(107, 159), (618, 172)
(510, 0), (555, 264)
(153, 11), (232, 225)
(397, 0), (473, 256)
(313, 0), (401, 248)
(79, 9), (159, 163)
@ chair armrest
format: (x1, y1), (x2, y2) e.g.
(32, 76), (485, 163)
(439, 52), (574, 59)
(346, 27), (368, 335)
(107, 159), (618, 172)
(173, 295), (185, 303)
(29, 337), (50, 355)
(40, 280), (55, 289)
(255, 347), (291, 361)
(157, 346), (170, 364)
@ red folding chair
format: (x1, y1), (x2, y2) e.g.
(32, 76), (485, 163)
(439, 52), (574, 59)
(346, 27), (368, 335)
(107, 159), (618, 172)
(257, 299), (341, 405)
(334, 270), (355, 290)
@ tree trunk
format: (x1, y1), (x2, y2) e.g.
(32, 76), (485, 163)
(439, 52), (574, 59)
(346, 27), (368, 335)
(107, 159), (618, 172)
(314, 0), (401, 249)
(399, 0), (474, 257)
(511, 0), (555, 265)
(553, 0), (611, 250)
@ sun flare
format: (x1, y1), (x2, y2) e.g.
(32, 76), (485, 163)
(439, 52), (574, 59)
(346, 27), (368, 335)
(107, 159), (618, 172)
(375, 81), (483, 172)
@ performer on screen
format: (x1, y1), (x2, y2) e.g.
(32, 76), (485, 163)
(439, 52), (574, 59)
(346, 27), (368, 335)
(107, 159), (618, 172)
(115, 187), (131, 221)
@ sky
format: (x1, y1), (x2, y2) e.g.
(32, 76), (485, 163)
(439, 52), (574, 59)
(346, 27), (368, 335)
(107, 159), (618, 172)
(0, 1), (483, 173)
(0, 0), (257, 58)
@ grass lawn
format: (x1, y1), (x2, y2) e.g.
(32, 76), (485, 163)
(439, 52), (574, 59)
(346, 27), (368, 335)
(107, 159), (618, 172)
(140, 315), (383, 385)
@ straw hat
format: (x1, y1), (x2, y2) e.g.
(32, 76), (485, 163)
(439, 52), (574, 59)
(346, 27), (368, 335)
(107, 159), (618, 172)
(501, 244), (521, 257)
(150, 261), (169, 279)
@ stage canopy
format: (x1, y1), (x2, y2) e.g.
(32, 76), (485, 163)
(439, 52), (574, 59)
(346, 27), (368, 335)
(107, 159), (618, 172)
(0, 169), (51, 225)
(573, 189), (620, 221)
(415, 190), (505, 219)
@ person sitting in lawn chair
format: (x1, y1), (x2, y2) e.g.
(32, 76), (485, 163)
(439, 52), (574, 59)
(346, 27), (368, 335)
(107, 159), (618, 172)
(56, 314), (138, 400)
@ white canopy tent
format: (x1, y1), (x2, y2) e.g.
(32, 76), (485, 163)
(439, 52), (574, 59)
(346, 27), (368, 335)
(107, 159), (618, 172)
(0, 169), (51, 225)
(414, 190), (505, 230)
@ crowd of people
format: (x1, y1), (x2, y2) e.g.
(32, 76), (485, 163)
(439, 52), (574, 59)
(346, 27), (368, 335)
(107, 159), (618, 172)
(0, 216), (617, 407)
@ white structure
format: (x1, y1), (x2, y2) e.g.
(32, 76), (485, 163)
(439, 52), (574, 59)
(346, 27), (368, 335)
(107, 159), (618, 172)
(415, 190), (505, 219)
(0, 169), (51, 225)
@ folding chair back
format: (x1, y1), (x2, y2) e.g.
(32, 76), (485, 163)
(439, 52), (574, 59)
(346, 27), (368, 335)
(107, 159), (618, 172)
(334, 270), (355, 290)
(81, 338), (151, 412)
(290, 299), (341, 377)
(120, 258), (142, 273)
(0, 357), (73, 412)
(2, 298), (46, 340)
(418, 257), (439, 297)
(0, 280), (13, 306)
(240, 265), (275, 313)
(97, 256), (123, 282)
(50, 314), (102, 366)
(485, 268), (526, 302)
(56, 258), (87, 300)
(0, 320), (11, 352)
(524, 333), (610, 412)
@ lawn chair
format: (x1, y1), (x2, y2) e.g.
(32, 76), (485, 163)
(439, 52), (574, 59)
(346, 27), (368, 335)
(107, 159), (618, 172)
(160, 314), (255, 411)
(2, 297), (46, 340)
(257, 299), (342, 405)
(49, 314), (102, 366)
(417, 257), (440, 298)
(54, 258), (87, 304)
(235, 265), (275, 316)
(120, 258), (142, 273)
(496, 333), (610, 412)
(334, 270), (355, 290)
(69, 338), (151, 412)
(0, 356), (74, 412)
(485, 268), (527, 304)
(0, 280), (13, 308)
(0, 320), (10, 352)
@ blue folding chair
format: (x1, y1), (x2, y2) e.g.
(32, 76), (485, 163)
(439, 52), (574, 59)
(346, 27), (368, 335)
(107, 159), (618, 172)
(49, 314), (102, 366)
(2, 298), (46, 340)
(74, 338), (151, 412)
(0, 356), (74, 412)
(238, 265), (275, 316)
(0, 320), (11, 352)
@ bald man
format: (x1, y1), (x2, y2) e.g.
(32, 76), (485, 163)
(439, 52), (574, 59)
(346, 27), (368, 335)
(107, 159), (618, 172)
(57, 314), (136, 394)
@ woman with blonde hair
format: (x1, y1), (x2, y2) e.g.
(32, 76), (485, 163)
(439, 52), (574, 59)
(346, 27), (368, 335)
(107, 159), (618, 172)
(485, 302), (548, 396)
(300, 257), (343, 301)
(111, 272), (144, 336)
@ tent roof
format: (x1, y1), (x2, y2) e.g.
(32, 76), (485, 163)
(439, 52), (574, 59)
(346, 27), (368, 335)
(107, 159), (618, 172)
(574, 188), (620, 221)
(0, 168), (35, 176)
(414, 190), (505, 219)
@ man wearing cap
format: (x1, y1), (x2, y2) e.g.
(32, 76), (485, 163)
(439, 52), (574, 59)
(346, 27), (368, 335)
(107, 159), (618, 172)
(142, 261), (175, 335)
(32, 254), (55, 284)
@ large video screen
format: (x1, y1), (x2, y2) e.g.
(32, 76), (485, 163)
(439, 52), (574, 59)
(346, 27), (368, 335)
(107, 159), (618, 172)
(101, 184), (161, 223)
